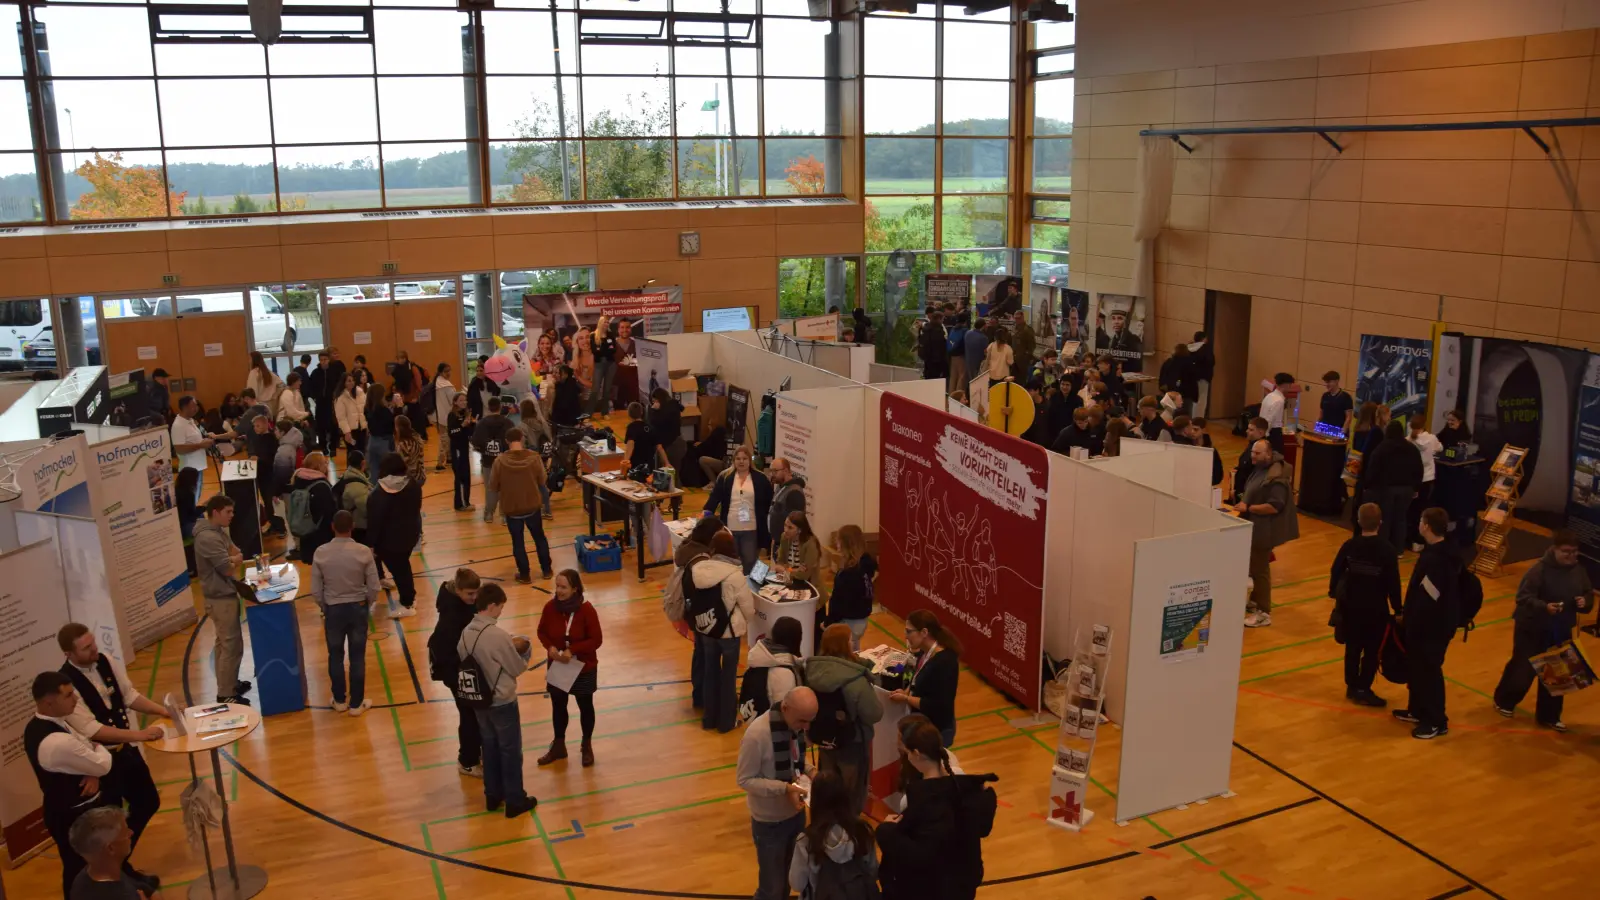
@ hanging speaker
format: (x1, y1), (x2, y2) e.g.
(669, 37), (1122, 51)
(247, 0), (283, 45)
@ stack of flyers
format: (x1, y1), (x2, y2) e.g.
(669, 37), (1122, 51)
(1075, 663), (1097, 698)
(1061, 704), (1097, 740)
(1091, 625), (1111, 656)
(1056, 748), (1090, 777)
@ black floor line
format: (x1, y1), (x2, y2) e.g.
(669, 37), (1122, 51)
(1147, 796), (1321, 849)
(1424, 887), (1475, 900)
(393, 617), (426, 703)
(1232, 741), (1507, 900)
(172, 617), (1325, 896)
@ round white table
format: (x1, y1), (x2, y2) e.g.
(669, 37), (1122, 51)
(147, 703), (265, 900)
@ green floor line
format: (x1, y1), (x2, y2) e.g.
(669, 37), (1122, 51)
(950, 731), (1029, 752)
(391, 708), (413, 772)
(373, 617), (398, 706)
(532, 808), (578, 900)
(1141, 815), (1261, 899)
(144, 637), (165, 701)
(420, 822), (447, 900)
(407, 694), (699, 746)
(868, 617), (906, 647)
(959, 703), (1027, 721)
(426, 807), (497, 827)
(544, 762), (737, 804)
(583, 791), (745, 829)
(1238, 656), (1342, 685)
(1444, 674), (1500, 706)
(444, 832), (542, 856)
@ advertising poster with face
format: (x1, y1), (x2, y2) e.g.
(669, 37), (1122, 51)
(1089, 293), (1148, 373)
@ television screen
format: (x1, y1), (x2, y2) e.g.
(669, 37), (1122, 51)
(702, 306), (752, 332)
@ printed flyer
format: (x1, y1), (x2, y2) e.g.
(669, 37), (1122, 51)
(1160, 579), (1213, 662)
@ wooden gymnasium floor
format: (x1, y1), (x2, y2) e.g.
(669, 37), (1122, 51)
(5, 420), (1597, 900)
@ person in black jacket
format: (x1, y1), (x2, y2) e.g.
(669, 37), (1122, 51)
(1492, 531), (1595, 730)
(703, 446), (772, 574)
(1051, 407), (1102, 458)
(367, 452), (424, 615)
(919, 311), (948, 383)
(649, 389), (686, 469)
(1362, 420), (1422, 554)
(550, 366), (585, 427)
(1016, 381), (1052, 448)
(889, 610), (961, 747)
(1190, 331), (1214, 416)
(1395, 508), (1460, 739)
(319, 349), (348, 453)
(877, 719), (993, 900)
(1330, 503), (1404, 706)
(288, 451), (336, 564)
(1230, 417), (1268, 503)
(472, 396), (515, 524)
(1158, 343), (1192, 412)
(427, 568), (484, 776)
(465, 356), (494, 420)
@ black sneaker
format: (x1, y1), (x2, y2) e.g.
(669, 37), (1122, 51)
(1353, 691), (1387, 708)
(1392, 708), (1419, 723)
(217, 695), (251, 707)
(1411, 723), (1444, 740)
(234, 680), (252, 694)
(504, 797), (538, 819)
(485, 797), (503, 812)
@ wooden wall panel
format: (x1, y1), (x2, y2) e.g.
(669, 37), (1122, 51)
(174, 313), (250, 409)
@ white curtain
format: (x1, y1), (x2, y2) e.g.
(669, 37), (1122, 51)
(1131, 135), (1176, 302)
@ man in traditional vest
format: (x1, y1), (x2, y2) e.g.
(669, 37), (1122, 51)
(24, 670), (112, 899)
(58, 623), (166, 891)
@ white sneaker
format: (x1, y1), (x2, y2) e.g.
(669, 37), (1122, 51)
(348, 699), (372, 717)
(458, 763), (484, 778)
(332, 700), (349, 712)
(1244, 612), (1273, 628)
(395, 607), (417, 618)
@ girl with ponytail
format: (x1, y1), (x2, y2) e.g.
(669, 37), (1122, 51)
(888, 609), (962, 747)
(876, 720), (993, 900)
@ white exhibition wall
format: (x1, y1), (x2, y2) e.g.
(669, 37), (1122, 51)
(1088, 440), (1216, 509)
(1117, 526), (1252, 822)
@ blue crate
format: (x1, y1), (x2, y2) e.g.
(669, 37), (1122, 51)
(575, 533), (623, 573)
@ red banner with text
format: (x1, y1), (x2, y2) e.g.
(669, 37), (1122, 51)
(877, 392), (1049, 710)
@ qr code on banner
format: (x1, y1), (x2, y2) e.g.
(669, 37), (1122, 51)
(1003, 612), (1027, 659)
(883, 456), (901, 488)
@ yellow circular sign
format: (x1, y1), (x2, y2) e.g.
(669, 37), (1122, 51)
(986, 381), (1034, 436)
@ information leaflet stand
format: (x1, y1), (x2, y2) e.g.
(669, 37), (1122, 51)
(1474, 445), (1527, 578)
(1047, 625), (1111, 832)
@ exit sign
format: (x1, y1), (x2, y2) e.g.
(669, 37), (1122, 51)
(382, 261), (399, 275)
(162, 273), (180, 287)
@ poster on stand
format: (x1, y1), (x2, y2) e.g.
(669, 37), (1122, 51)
(975, 275), (1024, 318)
(523, 287), (684, 342)
(91, 432), (195, 650)
(0, 539), (70, 862)
(877, 392), (1049, 709)
(1059, 289), (1091, 361)
(1566, 354), (1600, 569)
(1355, 335), (1432, 421)
(793, 314), (839, 342)
(726, 386), (751, 447)
(775, 395), (818, 514)
(1159, 579), (1213, 663)
(1088, 293), (1147, 372)
(924, 274), (972, 307)
(635, 338), (670, 400)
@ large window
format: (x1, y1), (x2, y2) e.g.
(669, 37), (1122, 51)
(5, 0), (844, 223)
(1028, 18), (1073, 258)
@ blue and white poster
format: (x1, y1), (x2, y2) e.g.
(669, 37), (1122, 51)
(1355, 335), (1432, 421)
(1566, 355), (1600, 569)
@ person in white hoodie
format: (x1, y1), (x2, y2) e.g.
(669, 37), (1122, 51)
(278, 371), (312, 432)
(788, 767), (878, 900)
(1406, 412), (1445, 551)
(742, 616), (804, 722)
(688, 529), (757, 733)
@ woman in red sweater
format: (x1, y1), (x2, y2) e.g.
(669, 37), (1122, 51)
(537, 569), (604, 767)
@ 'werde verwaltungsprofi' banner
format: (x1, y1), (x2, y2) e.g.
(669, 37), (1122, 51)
(92, 431), (196, 650)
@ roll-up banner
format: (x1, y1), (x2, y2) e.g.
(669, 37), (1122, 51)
(877, 393), (1049, 709)
(90, 431), (196, 649)
(0, 539), (71, 863)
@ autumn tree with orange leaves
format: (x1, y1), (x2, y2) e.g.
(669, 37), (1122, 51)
(69, 152), (187, 219)
(784, 155), (826, 195)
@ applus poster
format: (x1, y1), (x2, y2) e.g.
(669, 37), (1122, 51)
(877, 392), (1049, 709)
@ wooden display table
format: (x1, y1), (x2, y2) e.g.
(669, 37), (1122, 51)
(579, 473), (684, 581)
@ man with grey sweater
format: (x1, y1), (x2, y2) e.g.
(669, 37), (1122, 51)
(193, 495), (251, 705)
(457, 583), (537, 818)
(737, 686), (818, 900)
(1493, 529), (1595, 731)
(312, 510), (380, 717)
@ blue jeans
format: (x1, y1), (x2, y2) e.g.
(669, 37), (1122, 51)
(506, 513), (552, 578)
(751, 813), (806, 900)
(940, 724), (956, 748)
(368, 435), (394, 463)
(840, 617), (868, 651)
(322, 602), (369, 705)
(474, 701), (528, 806)
(588, 359), (617, 415)
(698, 632), (740, 732)
(732, 529), (759, 575)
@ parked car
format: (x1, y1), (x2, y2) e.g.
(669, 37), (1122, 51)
(11, 298), (99, 369)
(393, 281), (427, 299)
(326, 284), (389, 303)
(171, 290), (295, 352)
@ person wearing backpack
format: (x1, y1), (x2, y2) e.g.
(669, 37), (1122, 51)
(367, 453), (424, 617)
(1492, 530), (1595, 732)
(455, 583), (537, 819)
(876, 720), (995, 900)
(690, 530), (758, 733)
(287, 451), (336, 566)
(888, 610), (962, 747)
(671, 516), (731, 709)
(742, 617), (804, 724)
(805, 624), (884, 815)
(472, 396), (514, 524)
(1393, 508), (1460, 740)
(789, 767), (879, 900)
(1328, 502), (1403, 707)
(427, 568), (483, 778)
(272, 418), (304, 497)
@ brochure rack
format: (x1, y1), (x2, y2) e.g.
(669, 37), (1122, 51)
(1473, 444), (1527, 578)
(1046, 624), (1111, 832)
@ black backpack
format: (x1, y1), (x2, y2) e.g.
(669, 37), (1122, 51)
(685, 560), (732, 637)
(738, 657), (802, 724)
(808, 850), (880, 900)
(1457, 563), (1485, 641)
(807, 672), (865, 749)
(454, 627), (495, 710)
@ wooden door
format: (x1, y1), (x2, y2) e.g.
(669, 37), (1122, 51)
(103, 316), (180, 394)
(1207, 290), (1252, 420)
(394, 299), (463, 394)
(175, 313), (250, 410)
(326, 302), (397, 384)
